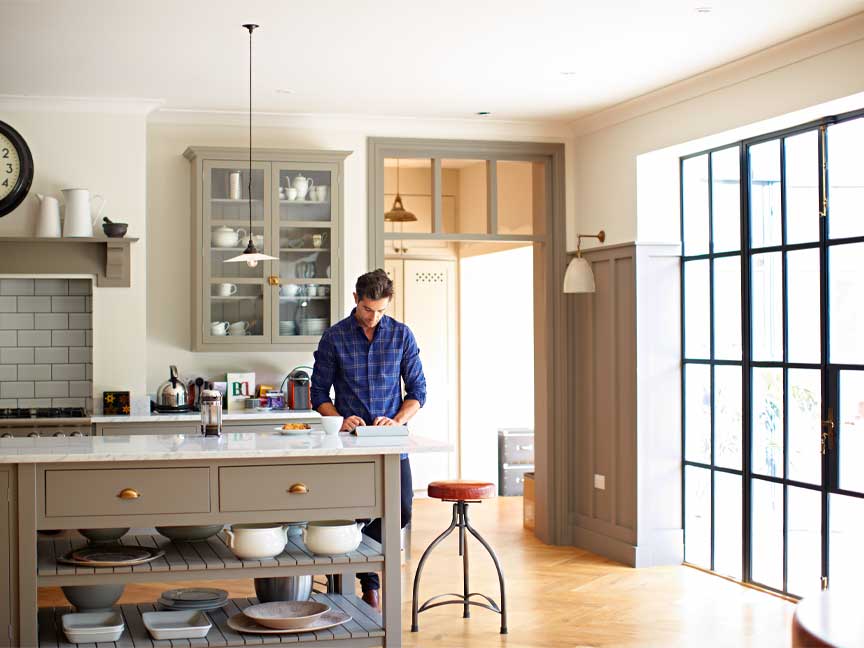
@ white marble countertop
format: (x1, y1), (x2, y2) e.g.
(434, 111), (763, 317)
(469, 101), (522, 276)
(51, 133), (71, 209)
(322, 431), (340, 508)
(0, 432), (449, 463)
(91, 410), (322, 424)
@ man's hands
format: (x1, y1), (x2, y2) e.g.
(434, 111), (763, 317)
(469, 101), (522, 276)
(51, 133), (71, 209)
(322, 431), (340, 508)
(373, 416), (397, 426)
(341, 415), (366, 432)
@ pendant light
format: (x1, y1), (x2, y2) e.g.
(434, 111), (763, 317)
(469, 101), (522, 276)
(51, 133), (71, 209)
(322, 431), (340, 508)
(227, 23), (278, 268)
(384, 159), (417, 222)
(563, 230), (605, 293)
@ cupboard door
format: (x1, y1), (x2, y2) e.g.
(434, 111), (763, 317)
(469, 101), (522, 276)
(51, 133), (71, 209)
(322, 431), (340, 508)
(0, 469), (12, 647)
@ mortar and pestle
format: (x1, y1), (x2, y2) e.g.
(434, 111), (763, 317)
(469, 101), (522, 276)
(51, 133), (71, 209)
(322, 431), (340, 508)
(102, 216), (128, 238)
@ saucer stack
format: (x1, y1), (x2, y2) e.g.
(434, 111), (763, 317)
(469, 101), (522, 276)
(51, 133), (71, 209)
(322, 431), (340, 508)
(279, 320), (297, 336)
(299, 318), (328, 336)
(158, 588), (228, 612)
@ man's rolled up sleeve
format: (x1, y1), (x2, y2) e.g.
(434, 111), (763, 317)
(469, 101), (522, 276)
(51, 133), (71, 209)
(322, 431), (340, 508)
(311, 333), (337, 409)
(401, 329), (427, 407)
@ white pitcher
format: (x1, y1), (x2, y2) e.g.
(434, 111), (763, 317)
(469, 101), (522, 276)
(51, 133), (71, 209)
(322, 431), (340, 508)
(34, 194), (61, 238)
(291, 174), (314, 200)
(62, 188), (106, 238)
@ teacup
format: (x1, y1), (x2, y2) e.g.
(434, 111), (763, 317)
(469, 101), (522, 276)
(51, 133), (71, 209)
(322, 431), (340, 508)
(307, 285), (318, 297)
(228, 321), (249, 336)
(210, 321), (229, 336)
(286, 187), (299, 201)
(314, 185), (328, 202)
(312, 234), (323, 248)
(280, 284), (300, 297)
(216, 283), (237, 297)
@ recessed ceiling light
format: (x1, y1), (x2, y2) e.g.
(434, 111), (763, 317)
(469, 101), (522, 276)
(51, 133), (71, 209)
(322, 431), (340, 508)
(476, 111), (491, 116)
(695, 6), (712, 13)
(275, 88), (295, 94)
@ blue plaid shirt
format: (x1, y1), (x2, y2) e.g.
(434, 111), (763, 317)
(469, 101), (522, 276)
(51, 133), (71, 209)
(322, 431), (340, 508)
(311, 309), (426, 457)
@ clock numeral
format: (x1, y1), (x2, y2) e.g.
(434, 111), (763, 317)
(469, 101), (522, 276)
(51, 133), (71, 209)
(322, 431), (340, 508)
(4, 164), (12, 173)
(1, 148), (8, 159)
(1, 179), (8, 187)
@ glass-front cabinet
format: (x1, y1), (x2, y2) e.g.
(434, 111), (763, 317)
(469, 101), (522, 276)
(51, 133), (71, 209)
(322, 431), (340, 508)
(185, 147), (349, 351)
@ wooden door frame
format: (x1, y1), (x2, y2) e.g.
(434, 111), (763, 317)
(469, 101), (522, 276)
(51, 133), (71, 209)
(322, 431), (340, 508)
(367, 137), (570, 544)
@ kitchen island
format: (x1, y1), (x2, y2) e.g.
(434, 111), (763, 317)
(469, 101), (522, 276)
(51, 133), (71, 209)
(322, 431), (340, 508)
(0, 432), (447, 647)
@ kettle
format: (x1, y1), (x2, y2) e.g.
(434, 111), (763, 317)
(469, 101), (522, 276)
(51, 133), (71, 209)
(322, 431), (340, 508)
(153, 365), (190, 412)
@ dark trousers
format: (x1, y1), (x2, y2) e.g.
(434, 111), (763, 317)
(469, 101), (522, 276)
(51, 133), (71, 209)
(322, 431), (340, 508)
(358, 457), (413, 592)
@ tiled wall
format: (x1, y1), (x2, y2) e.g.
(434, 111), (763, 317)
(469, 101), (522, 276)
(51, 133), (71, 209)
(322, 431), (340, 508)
(0, 278), (93, 410)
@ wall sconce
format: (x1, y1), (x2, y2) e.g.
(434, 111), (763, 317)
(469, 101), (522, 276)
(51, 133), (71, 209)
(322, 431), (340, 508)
(563, 230), (605, 293)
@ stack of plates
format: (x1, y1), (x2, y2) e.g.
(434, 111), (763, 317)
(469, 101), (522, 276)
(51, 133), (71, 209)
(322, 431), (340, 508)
(158, 588), (228, 612)
(299, 318), (329, 336)
(279, 320), (297, 336)
(58, 545), (165, 567)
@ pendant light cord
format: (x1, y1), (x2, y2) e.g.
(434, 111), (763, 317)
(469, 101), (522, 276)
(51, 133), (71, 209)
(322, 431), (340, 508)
(244, 24), (258, 247)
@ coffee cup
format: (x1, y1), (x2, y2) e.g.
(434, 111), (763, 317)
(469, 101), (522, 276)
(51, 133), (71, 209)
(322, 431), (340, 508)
(210, 321), (229, 336)
(315, 185), (328, 202)
(228, 321), (249, 336)
(287, 187), (299, 201)
(280, 284), (300, 297)
(217, 283), (238, 297)
(307, 285), (318, 297)
(312, 234), (323, 248)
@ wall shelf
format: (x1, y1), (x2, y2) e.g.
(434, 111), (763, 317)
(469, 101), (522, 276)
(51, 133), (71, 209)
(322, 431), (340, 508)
(0, 237), (138, 287)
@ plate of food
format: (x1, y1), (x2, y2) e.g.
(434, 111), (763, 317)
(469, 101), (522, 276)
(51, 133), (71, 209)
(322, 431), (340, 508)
(275, 423), (312, 435)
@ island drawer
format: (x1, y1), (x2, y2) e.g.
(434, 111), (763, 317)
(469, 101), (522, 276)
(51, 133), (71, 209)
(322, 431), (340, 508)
(44, 467), (211, 517)
(219, 462), (375, 512)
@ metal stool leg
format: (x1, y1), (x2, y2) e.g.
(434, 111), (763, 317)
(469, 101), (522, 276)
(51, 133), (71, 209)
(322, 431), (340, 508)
(459, 502), (470, 618)
(411, 502), (459, 632)
(464, 508), (508, 635)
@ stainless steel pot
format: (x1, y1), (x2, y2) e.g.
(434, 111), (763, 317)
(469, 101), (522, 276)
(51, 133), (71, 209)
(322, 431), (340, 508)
(254, 576), (312, 603)
(155, 365), (189, 410)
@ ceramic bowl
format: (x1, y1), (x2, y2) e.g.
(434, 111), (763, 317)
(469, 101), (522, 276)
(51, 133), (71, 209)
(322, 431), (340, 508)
(253, 575), (312, 603)
(320, 416), (343, 435)
(102, 222), (128, 238)
(302, 520), (364, 555)
(78, 528), (129, 543)
(224, 523), (288, 560)
(242, 600), (329, 630)
(61, 584), (125, 612)
(155, 525), (224, 542)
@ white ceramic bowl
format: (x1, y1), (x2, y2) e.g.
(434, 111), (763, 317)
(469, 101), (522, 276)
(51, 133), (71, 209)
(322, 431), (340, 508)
(242, 600), (329, 630)
(320, 416), (343, 435)
(224, 523), (287, 560)
(302, 520), (364, 555)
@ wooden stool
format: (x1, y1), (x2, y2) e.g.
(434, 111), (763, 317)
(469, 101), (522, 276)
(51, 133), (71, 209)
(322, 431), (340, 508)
(411, 480), (507, 635)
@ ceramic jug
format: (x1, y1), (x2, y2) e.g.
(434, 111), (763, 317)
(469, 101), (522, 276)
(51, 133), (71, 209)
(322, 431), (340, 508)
(34, 194), (62, 238)
(291, 173), (314, 200)
(62, 188), (105, 238)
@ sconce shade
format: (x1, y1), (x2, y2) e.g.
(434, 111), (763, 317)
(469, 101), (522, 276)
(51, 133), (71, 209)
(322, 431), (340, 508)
(563, 256), (595, 293)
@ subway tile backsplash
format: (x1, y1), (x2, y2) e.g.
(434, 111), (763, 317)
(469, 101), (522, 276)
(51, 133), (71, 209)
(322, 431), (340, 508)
(0, 278), (93, 410)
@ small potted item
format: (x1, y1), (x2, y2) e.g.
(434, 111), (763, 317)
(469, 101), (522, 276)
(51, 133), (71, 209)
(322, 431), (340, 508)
(101, 217), (128, 238)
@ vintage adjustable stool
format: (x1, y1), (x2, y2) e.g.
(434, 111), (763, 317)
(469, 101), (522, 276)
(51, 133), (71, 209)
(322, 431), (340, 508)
(411, 480), (507, 634)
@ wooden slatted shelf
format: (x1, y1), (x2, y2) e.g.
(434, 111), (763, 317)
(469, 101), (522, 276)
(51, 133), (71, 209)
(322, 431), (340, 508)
(37, 533), (384, 586)
(37, 593), (384, 647)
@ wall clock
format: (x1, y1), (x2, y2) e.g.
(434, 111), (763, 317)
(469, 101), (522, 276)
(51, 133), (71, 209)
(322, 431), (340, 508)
(0, 120), (34, 217)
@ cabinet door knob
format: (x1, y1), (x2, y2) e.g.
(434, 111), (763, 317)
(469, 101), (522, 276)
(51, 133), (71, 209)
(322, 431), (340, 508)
(288, 483), (309, 494)
(117, 488), (140, 500)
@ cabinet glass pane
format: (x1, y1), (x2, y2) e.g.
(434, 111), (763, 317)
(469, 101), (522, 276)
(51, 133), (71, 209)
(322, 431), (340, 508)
(442, 159), (487, 234)
(838, 370), (864, 494)
(496, 160), (544, 236)
(788, 368), (822, 486)
(829, 493), (864, 592)
(715, 365), (742, 470)
(713, 256), (741, 360)
(827, 117), (864, 240)
(749, 140), (782, 248)
(209, 283), (264, 338)
(711, 147), (741, 253)
(785, 130), (819, 245)
(684, 364), (711, 464)
(751, 478), (783, 590)
(752, 367), (783, 478)
(787, 248), (821, 364)
(684, 465), (711, 568)
(278, 228), (332, 281)
(277, 284), (331, 338)
(682, 154), (709, 256)
(829, 243), (864, 364)
(278, 168), (332, 223)
(210, 167), (265, 223)
(684, 259), (709, 359)
(787, 486), (821, 598)
(714, 471), (742, 580)
(210, 222), (267, 279)
(751, 252), (783, 362)
(384, 158), (432, 235)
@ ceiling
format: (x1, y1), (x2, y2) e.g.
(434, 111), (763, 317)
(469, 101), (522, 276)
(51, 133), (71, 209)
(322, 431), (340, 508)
(1, 0), (863, 123)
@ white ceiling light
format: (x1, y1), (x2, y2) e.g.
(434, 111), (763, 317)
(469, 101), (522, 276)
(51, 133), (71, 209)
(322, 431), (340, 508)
(563, 230), (605, 293)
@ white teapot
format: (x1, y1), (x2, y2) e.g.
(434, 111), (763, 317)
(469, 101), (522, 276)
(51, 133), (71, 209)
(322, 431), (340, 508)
(212, 226), (246, 248)
(224, 523), (288, 559)
(291, 173), (314, 200)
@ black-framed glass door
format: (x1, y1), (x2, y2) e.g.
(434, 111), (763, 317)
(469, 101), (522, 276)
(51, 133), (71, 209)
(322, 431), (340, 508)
(681, 107), (864, 598)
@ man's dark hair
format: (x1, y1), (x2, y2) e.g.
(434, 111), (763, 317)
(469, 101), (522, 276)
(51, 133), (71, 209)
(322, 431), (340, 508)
(355, 269), (394, 301)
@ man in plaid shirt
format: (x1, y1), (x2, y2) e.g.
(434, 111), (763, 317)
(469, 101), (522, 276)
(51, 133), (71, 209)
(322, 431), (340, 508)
(311, 269), (427, 609)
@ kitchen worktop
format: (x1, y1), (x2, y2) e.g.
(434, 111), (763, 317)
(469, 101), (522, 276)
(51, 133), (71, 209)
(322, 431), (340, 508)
(0, 431), (448, 463)
(90, 409), (321, 423)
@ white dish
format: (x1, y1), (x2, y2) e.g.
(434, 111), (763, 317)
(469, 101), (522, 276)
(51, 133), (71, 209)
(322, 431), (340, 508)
(274, 426), (312, 435)
(303, 520), (365, 555)
(62, 610), (125, 643)
(143, 610), (212, 640)
(227, 609), (350, 634)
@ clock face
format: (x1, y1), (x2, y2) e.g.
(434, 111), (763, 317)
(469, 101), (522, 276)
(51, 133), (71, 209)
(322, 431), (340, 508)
(0, 121), (34, 217)
(0, 133), (21, 200)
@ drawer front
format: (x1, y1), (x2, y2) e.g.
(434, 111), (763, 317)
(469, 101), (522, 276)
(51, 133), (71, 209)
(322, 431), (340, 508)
(499, 435), (534, 464)
(99, 424), (200, 436)
(499, 465), (532, 496)
(45, 468), (211, 517)
(219, 462), (375, 512)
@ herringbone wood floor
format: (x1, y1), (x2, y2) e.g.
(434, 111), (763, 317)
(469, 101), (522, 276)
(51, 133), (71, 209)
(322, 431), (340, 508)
(39, 497), (795, 647)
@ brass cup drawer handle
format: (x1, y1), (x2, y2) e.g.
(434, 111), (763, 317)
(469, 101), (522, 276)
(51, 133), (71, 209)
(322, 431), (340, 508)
(288, 483), (309, 494)
(117, 488), (141, 500)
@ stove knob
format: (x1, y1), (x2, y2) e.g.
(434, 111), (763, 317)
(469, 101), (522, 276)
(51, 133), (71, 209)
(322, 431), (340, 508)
(70, 431), (84, 438)
(27, 431), (40, 438)
(0, 433), (13, 439)
(53, 431), (67, 438)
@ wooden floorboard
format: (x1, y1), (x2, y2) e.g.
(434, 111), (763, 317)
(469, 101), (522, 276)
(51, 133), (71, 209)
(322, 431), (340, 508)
(38, 497), (795, 647)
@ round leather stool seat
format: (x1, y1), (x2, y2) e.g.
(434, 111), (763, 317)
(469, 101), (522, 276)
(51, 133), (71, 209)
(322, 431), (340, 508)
(428, 480), (496, 500)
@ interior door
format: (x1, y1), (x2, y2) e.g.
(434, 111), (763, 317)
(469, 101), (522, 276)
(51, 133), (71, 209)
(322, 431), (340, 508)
(383, 259), (404, 323)
(401, 259), (458, 490)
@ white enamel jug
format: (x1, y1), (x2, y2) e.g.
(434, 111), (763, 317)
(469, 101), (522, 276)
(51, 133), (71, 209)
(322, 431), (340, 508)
(62, 188), (106, 238)
(34, 194), (62, 238)
(291, 174), (314, 200)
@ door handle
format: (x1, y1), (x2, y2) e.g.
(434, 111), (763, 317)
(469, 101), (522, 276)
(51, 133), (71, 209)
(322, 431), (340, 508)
(288, 483), (309, 494)
(821, 407), (835, 455)
(117, 488), (141, 500)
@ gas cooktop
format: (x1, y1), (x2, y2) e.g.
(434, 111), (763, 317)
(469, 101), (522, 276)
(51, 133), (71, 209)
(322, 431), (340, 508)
(0, 407), (88, 420)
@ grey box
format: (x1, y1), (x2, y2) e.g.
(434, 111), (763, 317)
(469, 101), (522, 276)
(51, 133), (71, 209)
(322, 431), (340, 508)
(17, 296), (51, 313)
(35, 347), (68, 364)
(52, 330), (85, 347)
(0, 279), (34, 296)
(52, 364), (85, 381)
(17, 398), (52, 408)
(499, 464), (533, 496)
(0, 347), (34, 364)
(35, 381), (69, 398)
(0, 365), (16, 381)
(52, 397), (86, 408)
(0, 296), (16, 313)
(17, 330), (51, 347)
(69, 381), (92, 398)
(34, 279), (68, 296)
(18, 365), (51, 381)
(0, 331), (16, 347)
(35, 313), (68, 330)
(68, 313), (92, 330)
(69, 347), (92, 363)
(68, 279), (92, 296)
(0, 313), (35, 330)
(1, 382), (34, 399)
(52, 296), (86, 313)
